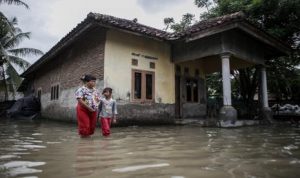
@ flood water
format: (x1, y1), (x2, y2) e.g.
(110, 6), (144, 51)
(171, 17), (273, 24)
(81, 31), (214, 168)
(0, 120), (300, 178)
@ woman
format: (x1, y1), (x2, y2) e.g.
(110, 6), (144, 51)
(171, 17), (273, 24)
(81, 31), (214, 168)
(75, 74), (100, 137)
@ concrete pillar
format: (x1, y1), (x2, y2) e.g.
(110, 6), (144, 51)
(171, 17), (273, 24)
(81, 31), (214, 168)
(261, 67), (269, 108)
(219, 53), (237, 123)
(221, 53), (232, 106)
(259, 66), (273, 123)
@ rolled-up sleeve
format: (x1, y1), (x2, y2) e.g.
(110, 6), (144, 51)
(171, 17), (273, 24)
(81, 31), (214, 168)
(75, 88), (83, 99)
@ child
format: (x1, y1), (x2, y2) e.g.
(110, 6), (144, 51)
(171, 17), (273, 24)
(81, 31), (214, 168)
(98, 87), (118, 136)
(75, 74), (100, 137)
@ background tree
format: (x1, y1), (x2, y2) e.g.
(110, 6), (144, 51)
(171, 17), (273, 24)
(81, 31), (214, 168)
(163, 13), (195, 32)
(206, 0), (300, 106)
(0, 0), (43, 100)
(0, 0), (28, 8)
(0, 0), (28, 33)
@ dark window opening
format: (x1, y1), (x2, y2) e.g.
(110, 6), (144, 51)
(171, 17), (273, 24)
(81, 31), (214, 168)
(186, 79), (198, 103)
(146, 74), (153, 99)
(132, 59), (138, 66)
(134, 72), (142, 99)
(50, 84), (59, 100)
(195, 69), (200, 76)
(56, 85), (59, 99)
(186, 82), (192, 102)
(37, 89), (42, 100)
(184, 67), (189, 75)
(176, 65), (181, 74)
(193, 82), (198, 102)
(150, 62), (155, 69)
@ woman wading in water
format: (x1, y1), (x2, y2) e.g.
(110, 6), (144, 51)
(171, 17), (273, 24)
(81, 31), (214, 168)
(75, 74), (100, 138)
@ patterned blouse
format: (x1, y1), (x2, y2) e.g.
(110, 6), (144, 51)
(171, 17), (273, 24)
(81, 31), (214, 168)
(98, 97), (118, 118)
(75, 86), (100, 110)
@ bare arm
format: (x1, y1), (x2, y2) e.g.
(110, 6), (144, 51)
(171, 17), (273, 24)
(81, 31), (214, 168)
(112, 101), (118, 123)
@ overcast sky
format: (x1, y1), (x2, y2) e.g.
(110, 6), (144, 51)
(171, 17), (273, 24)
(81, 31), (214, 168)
(0, 0), (204, 64)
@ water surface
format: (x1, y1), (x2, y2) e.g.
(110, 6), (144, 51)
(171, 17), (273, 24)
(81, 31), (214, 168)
(0, 119), (300, 178)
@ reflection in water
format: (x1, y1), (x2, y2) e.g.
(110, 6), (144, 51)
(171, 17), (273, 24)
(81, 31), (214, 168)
(1, 161), (45, 176)
(0, 120), (300, 178)
(73, 138), (97, 177)
(112, 163), (170, 172)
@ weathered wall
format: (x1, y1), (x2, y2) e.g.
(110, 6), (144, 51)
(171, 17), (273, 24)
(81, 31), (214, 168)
(104, 29), (175, 104)
(172, 34), (223, 63)
(102, 29), (176, 122)
(221, 29), (265, 65)
(117, 103), (175, 125)
(33, 28), (106, 121)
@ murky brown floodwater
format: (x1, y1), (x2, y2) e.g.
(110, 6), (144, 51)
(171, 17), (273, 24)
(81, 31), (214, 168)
(0, 119), (300, 178)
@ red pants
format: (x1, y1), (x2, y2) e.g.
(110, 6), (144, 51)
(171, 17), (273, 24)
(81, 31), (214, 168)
(100, 117), (111, 136)
(76, 104), (97, 136)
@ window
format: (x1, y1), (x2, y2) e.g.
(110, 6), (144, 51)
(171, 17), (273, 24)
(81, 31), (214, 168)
(132, 59), (138, 66)
(132, 70), (155, 102)
(176, 65), (181, 74)
(146, 74), (153, 99)
(184, 67), (189, 75)
(51, 84), (59, 100)
(149, 62), (155, 69)
(37, 89), (42, 100)
(134, 72), (142, 99)
(186, 79), (198, 103)
(195, 69), (200, 76)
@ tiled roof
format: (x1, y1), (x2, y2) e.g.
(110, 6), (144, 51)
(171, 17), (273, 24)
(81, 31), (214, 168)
(88, 13), (170, 40)
(171, 11), (246, 39)
(88, 11), (246, 40)
(21, 11), (289, 78)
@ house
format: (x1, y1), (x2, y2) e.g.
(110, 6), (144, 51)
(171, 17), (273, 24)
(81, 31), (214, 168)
(18, 12), (290, 124)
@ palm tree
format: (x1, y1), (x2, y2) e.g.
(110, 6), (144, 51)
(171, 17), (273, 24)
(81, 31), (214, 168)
(0, 0), (28, 35)
(0, 0), (28, 8)
(0, 0), (30, 101)
(0, 17), (43, 100)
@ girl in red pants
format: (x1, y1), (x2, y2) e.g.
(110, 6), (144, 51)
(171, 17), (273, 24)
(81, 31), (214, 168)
(75, 75), (100, 138)
(98, 87), (118, 136)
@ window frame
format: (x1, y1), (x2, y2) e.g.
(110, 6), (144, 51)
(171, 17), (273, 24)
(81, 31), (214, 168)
(50, 84), (60, 101)
(185, 77), (199, 103)
(131, 69), (155, 103)
(37, 88), (42, 100)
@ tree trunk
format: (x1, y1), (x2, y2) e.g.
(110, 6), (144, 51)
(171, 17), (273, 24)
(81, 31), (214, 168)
(238, 68), (259, 119)
(0, 63), (8, 101)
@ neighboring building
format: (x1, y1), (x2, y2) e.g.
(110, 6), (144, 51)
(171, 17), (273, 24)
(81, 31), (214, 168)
(18, 12), (290, 124)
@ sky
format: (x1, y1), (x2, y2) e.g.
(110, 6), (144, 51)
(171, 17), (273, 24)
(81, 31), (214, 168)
(0, 0), (204, 64)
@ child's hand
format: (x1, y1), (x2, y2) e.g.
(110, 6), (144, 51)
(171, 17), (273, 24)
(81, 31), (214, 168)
(112, 117), (117, 124)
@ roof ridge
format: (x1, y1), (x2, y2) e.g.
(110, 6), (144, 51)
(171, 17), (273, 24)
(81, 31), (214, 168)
(172, 11), (246, 38)
(21, 11), (289, 78)
(88, 12), (171, 36)
(189, 11), (245, 29)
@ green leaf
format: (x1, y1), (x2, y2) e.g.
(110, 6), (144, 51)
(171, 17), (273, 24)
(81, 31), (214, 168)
(6, 55), (30, 70)
(8, 48), (43, 57)
(0, 0), (29, 9)
(3, 32), (31, 49)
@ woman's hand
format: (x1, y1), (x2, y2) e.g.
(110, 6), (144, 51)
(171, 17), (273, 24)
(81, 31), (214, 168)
(88, 107), (95, 112)
(78, 98), (96, 112)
